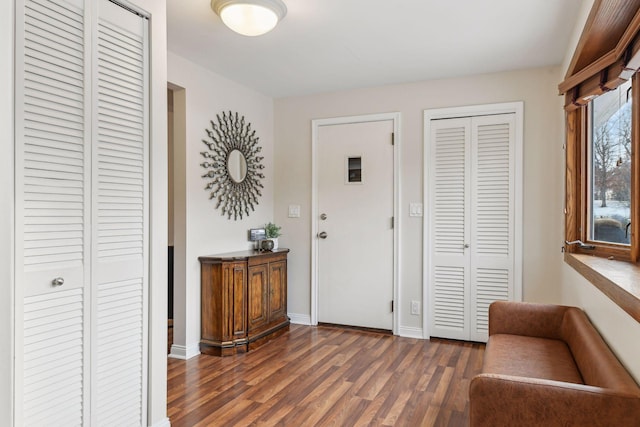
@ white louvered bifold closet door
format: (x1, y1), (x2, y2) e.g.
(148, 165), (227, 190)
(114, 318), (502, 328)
(428, 118), (471, 341)
(470, 114), (515, 341)
(469, 114), (515, 342)
(91, 1), (148, 425)
(16, 0), (89, 425)
(428, 114), (516, 343)
(15, 0), (149, 425)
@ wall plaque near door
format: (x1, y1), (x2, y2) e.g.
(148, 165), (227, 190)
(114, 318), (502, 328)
(346, 156), (362, 183)
(200, 111), (265, 220)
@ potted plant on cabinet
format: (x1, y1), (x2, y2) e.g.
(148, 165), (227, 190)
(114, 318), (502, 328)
(265, 222), (281, 250)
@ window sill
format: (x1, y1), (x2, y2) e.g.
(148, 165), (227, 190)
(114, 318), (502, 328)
(565, 253), (640, 323)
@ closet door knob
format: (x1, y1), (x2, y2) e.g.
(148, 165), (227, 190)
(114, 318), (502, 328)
(52, 277), (65, 287)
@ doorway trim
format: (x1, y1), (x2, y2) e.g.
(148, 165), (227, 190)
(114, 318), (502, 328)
(311, 112), (401, 334)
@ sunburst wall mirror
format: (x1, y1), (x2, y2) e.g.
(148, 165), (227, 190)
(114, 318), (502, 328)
(201, 111), (265, 220)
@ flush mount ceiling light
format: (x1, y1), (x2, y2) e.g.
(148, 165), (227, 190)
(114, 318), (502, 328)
(211, 0), (287, 37)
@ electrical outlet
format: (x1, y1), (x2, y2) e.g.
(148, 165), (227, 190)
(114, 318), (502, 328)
(411, 300), (420, 315)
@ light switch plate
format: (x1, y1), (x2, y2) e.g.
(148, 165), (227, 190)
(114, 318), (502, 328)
(409, 203), (423, 217)
(288, 204), (301, 218)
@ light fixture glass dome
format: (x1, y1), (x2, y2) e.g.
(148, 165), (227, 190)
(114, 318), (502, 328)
(211, 0), (287, 37)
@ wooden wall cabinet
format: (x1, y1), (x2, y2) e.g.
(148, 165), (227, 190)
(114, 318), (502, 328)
(199, 249), (290, 356)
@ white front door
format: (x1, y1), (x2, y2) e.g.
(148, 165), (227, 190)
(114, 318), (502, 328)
(316, 119), (394, 330)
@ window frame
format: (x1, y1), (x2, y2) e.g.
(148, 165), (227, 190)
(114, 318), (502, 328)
(565, 73), (640, 262)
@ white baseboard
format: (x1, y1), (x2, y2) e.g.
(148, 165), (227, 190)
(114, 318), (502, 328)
(168, 343), (200, 360)
(288, 312), (311, 325)
(149, 417), (171, 427)
(398, 326), (424, 339)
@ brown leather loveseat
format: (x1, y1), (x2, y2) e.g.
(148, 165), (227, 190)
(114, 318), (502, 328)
(469, 301), (640, 426)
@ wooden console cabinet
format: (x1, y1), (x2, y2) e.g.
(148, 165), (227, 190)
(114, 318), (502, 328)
(199, 249), (290, 356)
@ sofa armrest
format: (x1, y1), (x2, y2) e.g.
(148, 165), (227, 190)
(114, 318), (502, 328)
(469, 373), (640, 427)
(488, 301), (569, 339)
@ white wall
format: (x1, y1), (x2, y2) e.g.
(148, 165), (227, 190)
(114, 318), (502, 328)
(1, 0), (14, 424)
(274, 66), (564, 332)
(167, 52), (275, 358)
(558, 0), (640, 382)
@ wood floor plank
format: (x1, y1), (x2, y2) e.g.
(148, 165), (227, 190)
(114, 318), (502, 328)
(167, 325), (484, 426)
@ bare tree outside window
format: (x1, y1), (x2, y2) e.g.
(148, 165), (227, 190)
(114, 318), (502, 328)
(593, 120), (615, 207)
(590, 80), (632, 244)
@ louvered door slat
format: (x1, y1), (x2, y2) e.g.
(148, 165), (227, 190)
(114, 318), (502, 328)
(23, 288), (84, 426)
(433, 126), (466, 254)
(98, 80), (143, 106)
(29, 400), (84, 427)
(470, 115), (516, 342)
(25, 85), (84, 110)
(25, 25), (83, 60)
(98, 53), (143, 80)
(18, 1), (87, 423)
(473, 268), (510, 336)
(92, 1), (148, 425)
(95, 278), (144, 424)
(21, 0), (86, 281)
(429, 118), (471, 340)
(95, 13), (146, 262)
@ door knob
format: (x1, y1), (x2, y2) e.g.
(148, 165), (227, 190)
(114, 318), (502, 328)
(463, 244), (470, 249)
(318, 231), (328, 239)
(52, 277), (64, 287)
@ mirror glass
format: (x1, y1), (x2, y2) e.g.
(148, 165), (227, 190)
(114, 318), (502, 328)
(227, 149), (247, 183)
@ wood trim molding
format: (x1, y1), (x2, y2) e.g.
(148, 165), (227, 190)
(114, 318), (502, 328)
(632, 74), (640, 262)
(560, 1), (640, 96)
(565, 109), (581, 251)
(565, 253), (640, 323)
(560, 51), (618, 95)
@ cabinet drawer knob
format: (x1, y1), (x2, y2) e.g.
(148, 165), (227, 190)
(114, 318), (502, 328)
(51, 277), (65, 287)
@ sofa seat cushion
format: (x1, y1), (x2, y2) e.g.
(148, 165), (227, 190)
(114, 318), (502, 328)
(484, 334), (584, 384)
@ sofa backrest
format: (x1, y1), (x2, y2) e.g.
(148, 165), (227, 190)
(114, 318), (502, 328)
(561, 308), (640, 394)
(488, 300), (568, 339)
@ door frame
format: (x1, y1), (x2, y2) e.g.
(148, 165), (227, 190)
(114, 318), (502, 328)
(423, 102), (524, 339)
(311, 112), (401, 334)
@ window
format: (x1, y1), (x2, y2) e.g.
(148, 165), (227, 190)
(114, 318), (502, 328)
(564, 74), (639, 262)
(346, 156), (362, 183)
(588, 80), (632, 246)
(561, 1), (640, 320)
(559, 0), (640, 263)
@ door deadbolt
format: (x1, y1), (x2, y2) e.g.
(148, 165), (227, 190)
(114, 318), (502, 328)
(320, 213), (327, 220)
(318, 231), (328, 239)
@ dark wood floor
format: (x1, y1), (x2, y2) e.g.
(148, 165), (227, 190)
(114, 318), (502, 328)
(167, 324), (484, 426)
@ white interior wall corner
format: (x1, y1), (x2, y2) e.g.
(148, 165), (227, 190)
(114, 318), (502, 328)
(0, 0), (14, 424)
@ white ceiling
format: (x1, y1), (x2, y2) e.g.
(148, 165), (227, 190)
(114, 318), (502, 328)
(167, 0), (583, 98)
